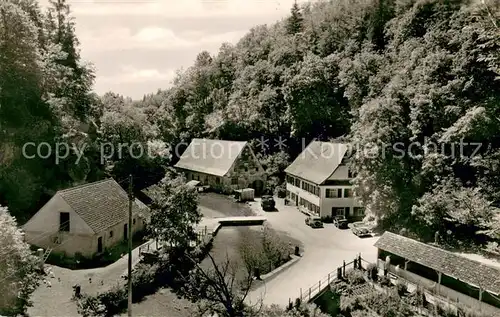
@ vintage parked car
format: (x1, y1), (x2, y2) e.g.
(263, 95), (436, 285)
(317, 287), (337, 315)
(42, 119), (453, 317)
(351, 222), (372, 237)
(186, 180), (210, 192)
(333, 215), (349, 229)
(261, 195), (276, 211)
(305, 216), (323, 228)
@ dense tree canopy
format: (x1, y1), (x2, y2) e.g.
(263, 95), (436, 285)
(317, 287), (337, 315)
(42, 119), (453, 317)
(139, 0), (500, 244)
(1, 0), (500, 247)
(0, 205), (41, 315)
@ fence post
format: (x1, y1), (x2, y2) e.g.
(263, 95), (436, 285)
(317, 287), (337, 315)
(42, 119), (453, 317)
(319, 280), (321, 291)
(328, 273), (330, 284)
(343, 260), (346, 277)
(309, 287), (311, 300)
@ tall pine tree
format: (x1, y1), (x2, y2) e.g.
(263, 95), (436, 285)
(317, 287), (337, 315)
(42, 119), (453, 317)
(286, 1), (303, 34)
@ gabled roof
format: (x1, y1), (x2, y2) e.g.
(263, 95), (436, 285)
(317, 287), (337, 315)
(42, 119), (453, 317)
(57, 179), (144, 234)
(174, 139), (247, 177)
(285, 141), (348, 185)
(374, 232), (500, 295)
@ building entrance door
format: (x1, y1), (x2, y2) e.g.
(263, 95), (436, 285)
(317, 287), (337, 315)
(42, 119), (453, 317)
(97, 237), (103, 253)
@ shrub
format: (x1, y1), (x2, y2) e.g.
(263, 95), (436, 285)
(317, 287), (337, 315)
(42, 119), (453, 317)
(366, 263), (378, 281)
(379, 275), (391, 287)
(131, 263), (159, 301)
(240, 225), (292, 275)
(346, 269), (365, 285)
(97, 285), (127, 316)
(75, 293), (106, 317)
(294, 297), (301, 310)
(322, 215), (333, 223)
(274, 183), (286, 198)
(406, 286), (427, 308)
(395, 281), (407, 296)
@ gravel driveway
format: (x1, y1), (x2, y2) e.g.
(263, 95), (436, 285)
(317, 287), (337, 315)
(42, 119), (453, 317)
(246, 196), (379, 306)
(27, 193), (285, 317)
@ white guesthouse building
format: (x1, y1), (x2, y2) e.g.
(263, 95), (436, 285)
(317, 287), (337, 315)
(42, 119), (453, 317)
(285, 141), (364, 221)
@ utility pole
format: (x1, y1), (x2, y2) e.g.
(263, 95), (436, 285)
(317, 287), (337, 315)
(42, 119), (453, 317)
(127, 174), (133, 317)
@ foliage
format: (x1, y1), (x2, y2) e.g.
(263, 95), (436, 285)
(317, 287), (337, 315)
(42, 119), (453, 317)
(0, 206), (42, 316)
(150, 182), (202, 249)
(412, 179), (498, 243)
(128, 0), (500, 246)
(366, 263), (378, 281)
(345, 269), (366, 285)
(0, 0), (104, 221)
(239, 225), (292, 275)
(238, 303), (328, 317)
(3, 0), (500, 258)
(179, 253), (255, 317)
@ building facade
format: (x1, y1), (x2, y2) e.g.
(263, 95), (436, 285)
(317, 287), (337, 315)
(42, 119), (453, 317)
(175, 139), (267, 194)
(23, 179), (149, 257)
(375, 232), (500, 315)
(285, 141), (364, 221)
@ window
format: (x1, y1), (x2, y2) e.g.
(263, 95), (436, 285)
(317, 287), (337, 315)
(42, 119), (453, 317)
(326, 189), (342, 198)
(197, 175), (200, 181)
(344, 188), (353, 198)
(332, 207), (345, 216)
(109, 230), (113, 238)
(59, 212), (69, 231)
(216, 177), (220, 184)
(354, 207), (365, 216)
(295, 179), (300, 187)
(231, 177), (238, 185)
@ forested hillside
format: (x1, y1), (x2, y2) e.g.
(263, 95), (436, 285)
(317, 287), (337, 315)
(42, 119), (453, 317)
(0, 0), (166, 222)
(137, 0), (500, 246)
(1, 0), (500, 248)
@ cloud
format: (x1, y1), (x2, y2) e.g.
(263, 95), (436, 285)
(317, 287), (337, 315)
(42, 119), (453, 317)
(98, 66), (177, 84)
(78, 27), (247, 53)
(68, 0), (303, 18)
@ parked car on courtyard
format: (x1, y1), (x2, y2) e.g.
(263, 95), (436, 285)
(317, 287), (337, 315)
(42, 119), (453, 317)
(261, 195), (276, 211)
(186, 180), (210, 192)
(351, 221), (372, 237)
(305, 216), (323, 228)
(333, 215), (349, 229)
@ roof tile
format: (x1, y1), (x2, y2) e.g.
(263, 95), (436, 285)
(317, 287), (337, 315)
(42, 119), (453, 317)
(58, 179), (144, 234)
(285, 141), (348, 185)
(174, 139), (247, 177)
(374, 232), (500, 295)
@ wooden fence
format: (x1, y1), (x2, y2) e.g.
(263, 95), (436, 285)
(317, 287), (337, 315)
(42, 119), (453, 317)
(291, 254), (371, 305)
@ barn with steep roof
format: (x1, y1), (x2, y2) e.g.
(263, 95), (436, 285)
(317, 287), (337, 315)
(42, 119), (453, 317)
(23, 179), (149, 257)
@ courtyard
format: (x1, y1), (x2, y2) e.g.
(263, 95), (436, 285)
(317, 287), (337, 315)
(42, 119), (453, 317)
(246, 196), (379, 306)
(27, 192), (379, 316)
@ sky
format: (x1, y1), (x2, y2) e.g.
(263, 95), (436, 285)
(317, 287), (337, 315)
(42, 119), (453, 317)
(39, 0), (311, 99)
